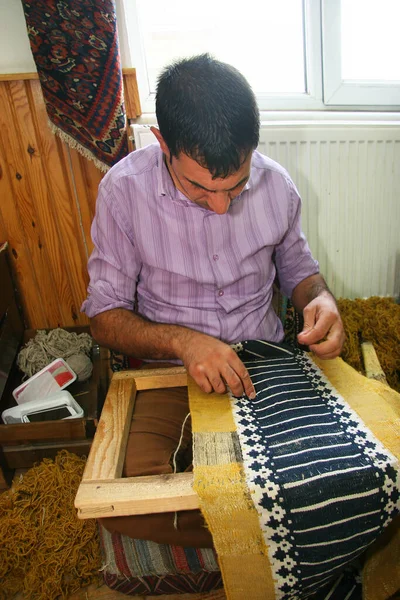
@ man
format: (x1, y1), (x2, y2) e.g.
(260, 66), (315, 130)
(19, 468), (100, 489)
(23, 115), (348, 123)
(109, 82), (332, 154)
(82, 54), (344, 545)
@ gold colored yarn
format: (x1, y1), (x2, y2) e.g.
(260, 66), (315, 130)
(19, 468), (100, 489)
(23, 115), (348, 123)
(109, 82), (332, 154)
(337, 297), (400, 392)
(0, 450), (101, 600)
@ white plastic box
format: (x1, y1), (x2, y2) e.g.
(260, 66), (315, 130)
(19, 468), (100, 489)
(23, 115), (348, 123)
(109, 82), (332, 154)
(2, 391), (83, 424)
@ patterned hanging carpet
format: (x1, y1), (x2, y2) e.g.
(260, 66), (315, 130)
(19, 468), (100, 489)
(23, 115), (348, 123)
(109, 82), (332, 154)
(189, 340), (400, 600)
(21, 0), (128, 171)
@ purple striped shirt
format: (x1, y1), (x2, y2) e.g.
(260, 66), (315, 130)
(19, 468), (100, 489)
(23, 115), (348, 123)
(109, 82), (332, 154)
(82, 144), (319, 343)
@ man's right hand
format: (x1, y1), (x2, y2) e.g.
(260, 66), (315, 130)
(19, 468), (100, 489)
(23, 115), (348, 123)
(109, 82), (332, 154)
(176, 332), (256, 399)
(90, 309), (255, 398)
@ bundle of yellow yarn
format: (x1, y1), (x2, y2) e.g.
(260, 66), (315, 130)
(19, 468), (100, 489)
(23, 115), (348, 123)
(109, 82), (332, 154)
(337, 297), (400, 392)
(0, 451), (101, 600)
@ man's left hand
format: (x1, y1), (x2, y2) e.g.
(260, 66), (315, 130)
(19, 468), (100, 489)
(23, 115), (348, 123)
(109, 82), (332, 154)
(297, 292), (345, 359)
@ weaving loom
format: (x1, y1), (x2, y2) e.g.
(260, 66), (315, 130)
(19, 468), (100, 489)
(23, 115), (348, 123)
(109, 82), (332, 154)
(75, 341), (400, 599)
(190, 340), (400, 599)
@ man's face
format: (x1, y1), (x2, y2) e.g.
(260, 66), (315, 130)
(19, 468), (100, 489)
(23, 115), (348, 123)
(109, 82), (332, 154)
(151, 126), (251, 215)
(166, 152), (252, 215)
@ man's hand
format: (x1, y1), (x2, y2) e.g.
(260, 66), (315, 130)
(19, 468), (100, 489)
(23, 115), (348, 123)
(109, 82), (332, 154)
(297, 291), (345, 359)
(90, 309), (255, 396)
(176, 332), (256, 398)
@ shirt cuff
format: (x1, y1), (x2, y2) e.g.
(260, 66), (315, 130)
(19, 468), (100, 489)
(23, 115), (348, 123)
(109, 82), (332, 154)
(81, 285), (133, 318)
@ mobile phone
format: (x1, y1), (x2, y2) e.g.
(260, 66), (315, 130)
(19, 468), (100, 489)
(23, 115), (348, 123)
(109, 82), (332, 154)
(23, 405), (74, 422)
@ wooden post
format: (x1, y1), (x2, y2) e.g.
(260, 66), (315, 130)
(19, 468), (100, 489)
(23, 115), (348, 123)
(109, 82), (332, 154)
(361, 341), (388, 385)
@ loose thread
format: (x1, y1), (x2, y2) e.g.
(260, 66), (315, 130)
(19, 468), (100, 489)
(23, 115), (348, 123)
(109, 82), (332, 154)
(172, 412), (191, 530)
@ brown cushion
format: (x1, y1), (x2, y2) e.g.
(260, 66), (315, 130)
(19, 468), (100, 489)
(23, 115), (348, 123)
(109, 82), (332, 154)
(124, 386), (193, 477)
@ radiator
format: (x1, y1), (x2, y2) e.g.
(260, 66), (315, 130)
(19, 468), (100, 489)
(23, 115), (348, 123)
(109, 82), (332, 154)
(132, 123), (400, 299)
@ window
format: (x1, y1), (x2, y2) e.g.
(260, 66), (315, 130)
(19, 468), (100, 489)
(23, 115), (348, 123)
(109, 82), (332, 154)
(136, 0), (305, 96)
(323, 0), (400, 106)
(120, 0), (400, 112)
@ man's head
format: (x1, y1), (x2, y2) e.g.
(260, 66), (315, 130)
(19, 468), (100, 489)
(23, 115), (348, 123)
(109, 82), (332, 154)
(151, 54), (260, 214)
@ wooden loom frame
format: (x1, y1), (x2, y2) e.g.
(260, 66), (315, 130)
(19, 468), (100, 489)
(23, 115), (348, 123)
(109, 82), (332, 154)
(75, 367), (199, 520)
(75, 343), (387, 520)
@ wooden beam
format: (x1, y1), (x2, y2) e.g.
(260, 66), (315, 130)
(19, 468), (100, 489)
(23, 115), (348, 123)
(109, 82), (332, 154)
(75, 472), (198, 519)
(113, 366), (187, 390)
(0, 72), (39, 81)
(0, 419), (86, 445)
(2, 439), (92, 469)
(0, 68), (138, 82)
(81, 377), (137, 481)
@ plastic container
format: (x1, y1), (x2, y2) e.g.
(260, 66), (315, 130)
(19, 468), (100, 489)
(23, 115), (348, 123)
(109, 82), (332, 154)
(2, 391), (83, 424)
(13, 358), (77, 403)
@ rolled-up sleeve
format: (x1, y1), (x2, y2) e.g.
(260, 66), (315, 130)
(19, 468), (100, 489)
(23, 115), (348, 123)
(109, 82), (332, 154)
(81, 182), (141, 318)
(274, 178), (319, 299)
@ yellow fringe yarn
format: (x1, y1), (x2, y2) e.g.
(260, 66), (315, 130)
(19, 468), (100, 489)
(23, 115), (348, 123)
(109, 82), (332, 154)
(0, 450), (101, 600)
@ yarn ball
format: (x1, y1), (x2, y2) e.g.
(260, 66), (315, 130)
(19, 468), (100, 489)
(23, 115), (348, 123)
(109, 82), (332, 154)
(17, 328), (93, 379)
(66, 353), (93, 382)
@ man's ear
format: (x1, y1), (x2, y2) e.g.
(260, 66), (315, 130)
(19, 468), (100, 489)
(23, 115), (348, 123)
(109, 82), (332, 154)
(150, 127), (170, 157)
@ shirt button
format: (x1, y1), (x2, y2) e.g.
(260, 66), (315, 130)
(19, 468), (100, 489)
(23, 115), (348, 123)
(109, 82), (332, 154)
(213, 254), (219, 261)
(218, 289), (224, 297)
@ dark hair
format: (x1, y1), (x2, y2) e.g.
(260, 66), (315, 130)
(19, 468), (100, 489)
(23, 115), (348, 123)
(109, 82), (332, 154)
(155, 54), (260, 178)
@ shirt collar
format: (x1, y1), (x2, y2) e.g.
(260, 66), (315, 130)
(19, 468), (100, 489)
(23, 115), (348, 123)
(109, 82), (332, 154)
(156, 148), (176, 198)
(156, 147), (252, 206)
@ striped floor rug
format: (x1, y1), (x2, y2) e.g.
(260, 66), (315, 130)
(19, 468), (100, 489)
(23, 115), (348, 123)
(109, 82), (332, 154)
(189, 340), (400, 600)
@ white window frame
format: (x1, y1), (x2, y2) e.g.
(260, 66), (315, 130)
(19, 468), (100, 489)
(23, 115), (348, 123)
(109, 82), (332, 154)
(119, 0), (400, 114)
(322, 0), (400, 108)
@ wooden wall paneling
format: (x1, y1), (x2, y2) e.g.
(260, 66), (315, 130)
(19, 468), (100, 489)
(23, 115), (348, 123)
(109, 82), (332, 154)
(9, 79), (79, 327)
(0, 200), (8, 242)
(0, 81), (52, 328)
(54, 140), (92, 324)
(0, 148), (43, 328)
(0, 70), (141, 329)
(123, 69), (142, 153)
(123, 68), (142, 120)
(66, 146), (104, 258)
(29, 80), (90, 325)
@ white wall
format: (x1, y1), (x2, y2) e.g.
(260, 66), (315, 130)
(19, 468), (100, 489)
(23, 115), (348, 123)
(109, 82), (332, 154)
(0, 0), (131, 74)
(0, 0), (36, 73)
